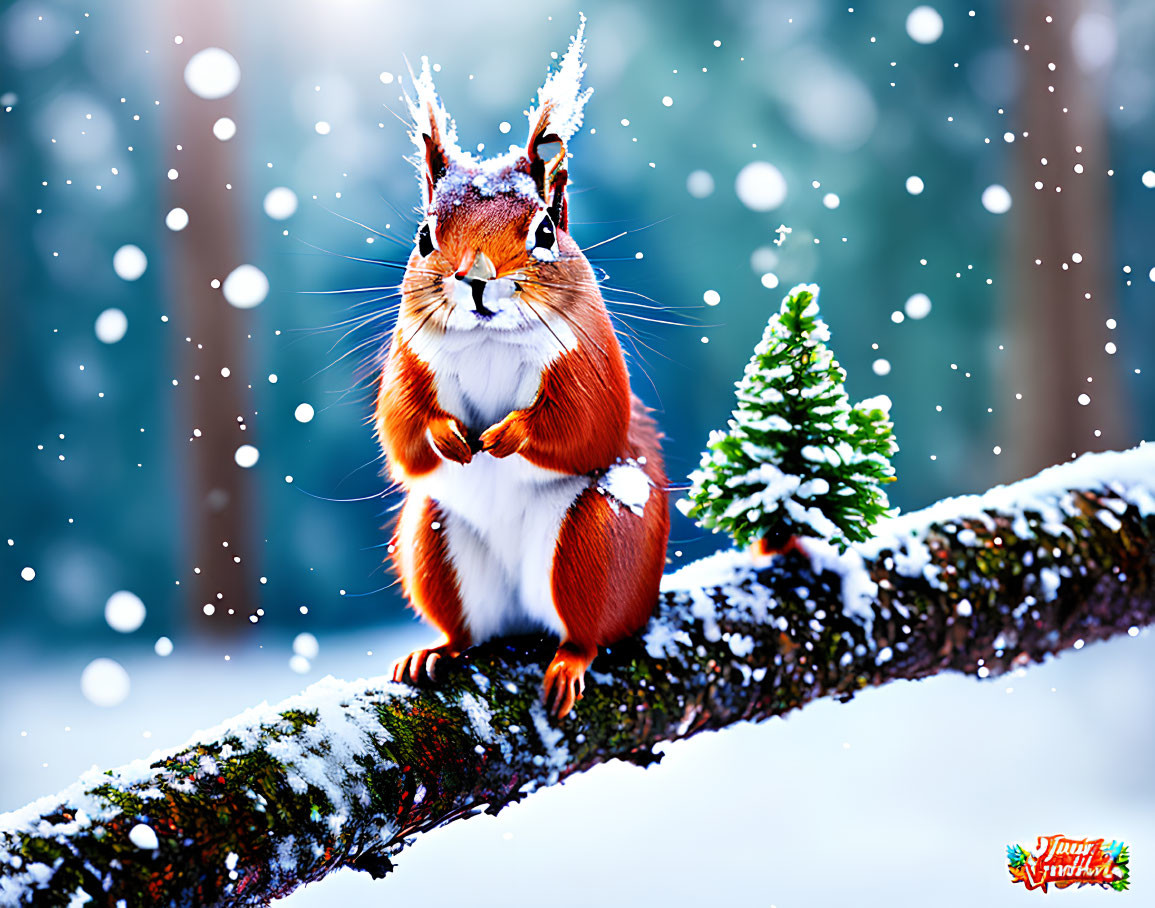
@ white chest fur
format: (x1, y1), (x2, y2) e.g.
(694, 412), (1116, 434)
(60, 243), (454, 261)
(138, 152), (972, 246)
(424, 333), (549, 432)
(408, 320), (584, 642)
(410, 287), (577, 433)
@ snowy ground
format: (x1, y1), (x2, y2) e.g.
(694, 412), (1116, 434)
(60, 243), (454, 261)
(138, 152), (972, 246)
(2, 623), (1152, 907)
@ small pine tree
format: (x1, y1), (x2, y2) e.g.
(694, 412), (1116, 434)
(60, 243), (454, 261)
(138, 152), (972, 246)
(680, 283), (897, 551)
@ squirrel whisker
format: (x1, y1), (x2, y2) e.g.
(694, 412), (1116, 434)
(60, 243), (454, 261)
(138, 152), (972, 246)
(400, 297), (448, 349)
(297, 285), (403, 296)
(515, 297), (571, 357)
(578, 230), (628, 253)
(295, 303), (403, 337)
(312, 201), (413, 249)
(291, 235), (412, 270)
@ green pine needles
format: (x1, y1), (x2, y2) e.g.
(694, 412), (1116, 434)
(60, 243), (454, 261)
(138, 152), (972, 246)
(681, 283), (898, 551)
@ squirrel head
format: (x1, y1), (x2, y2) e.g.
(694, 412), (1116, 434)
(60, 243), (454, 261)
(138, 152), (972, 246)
(398, 17), (598, 337)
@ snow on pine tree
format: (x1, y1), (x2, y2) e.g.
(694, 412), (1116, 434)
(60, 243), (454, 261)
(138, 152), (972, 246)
(680, 283), (897, 552)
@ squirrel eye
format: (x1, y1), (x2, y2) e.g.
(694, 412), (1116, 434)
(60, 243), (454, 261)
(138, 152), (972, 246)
(417, 223), (435, 257)
(527, 209), (558, 262)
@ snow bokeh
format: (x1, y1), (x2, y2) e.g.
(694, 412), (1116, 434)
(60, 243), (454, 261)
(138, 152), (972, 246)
(905, 7), (944, 45)
(79, 658), (130, 708)
(183, 48), (241, 100)
(981, 183), (1012, 214)
(685, 170), (715, 198)
(1071, 11), (1117, 72)
(222, 264), (269, 308)
(234, 444), (260, 468)
(212, 116), (237, 141)
(734, 161), (787, 211)
(104, 591), (146, 633)
(263, 187), (299, 220)
(111, 245), (146, 281)
(93, 308), (127, 344)
(164, 207), (189, 231)
(903, 293), (932, 319)
(292, 633), (319, 660)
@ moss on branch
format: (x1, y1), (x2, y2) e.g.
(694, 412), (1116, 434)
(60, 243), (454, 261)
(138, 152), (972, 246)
(2, 448), (1153, 906)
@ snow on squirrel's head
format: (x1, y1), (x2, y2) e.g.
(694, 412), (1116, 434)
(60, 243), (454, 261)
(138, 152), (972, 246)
(398, 16), (597, 335)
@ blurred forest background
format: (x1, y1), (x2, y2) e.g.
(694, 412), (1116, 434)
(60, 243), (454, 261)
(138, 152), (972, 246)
(2, 0), (1153, 646)
(2, 3), (1154, 898)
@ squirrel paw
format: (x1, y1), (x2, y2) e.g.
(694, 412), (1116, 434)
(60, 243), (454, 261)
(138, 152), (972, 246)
(392, 642), (461, 686)
(429, 417), (472, 465)
(542, 643), (595, 719)
(480, 411), (529, 459)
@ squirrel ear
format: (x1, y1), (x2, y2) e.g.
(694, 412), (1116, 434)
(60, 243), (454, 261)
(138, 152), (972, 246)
(420, 112), (450, 207)
(405, 57), (459, 208)
(526, 111), (569, 229)
(524, 15), (593, 231)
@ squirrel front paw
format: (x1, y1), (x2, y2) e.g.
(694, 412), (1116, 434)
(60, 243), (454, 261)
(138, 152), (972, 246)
(429, 417), (473, 464)
(480, 410), (530, 458)
(392, 641), (462, 685)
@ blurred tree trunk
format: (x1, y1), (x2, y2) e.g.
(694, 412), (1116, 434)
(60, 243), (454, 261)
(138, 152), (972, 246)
(1002, 0), (1127, 481)
(162, 2), (255, 633)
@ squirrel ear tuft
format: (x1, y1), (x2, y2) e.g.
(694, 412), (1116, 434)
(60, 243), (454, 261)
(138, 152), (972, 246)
(525, 15), (592, 230)
(405, 57), (460, 208)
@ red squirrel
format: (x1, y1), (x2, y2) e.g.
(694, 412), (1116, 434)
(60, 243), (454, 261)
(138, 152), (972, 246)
(376, 19), (669, 718)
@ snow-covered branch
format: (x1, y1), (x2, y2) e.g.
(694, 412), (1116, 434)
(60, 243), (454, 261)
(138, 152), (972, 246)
(2, 446), (1153, 907)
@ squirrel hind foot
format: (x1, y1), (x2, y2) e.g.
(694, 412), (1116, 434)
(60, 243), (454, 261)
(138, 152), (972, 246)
(542, 641), (596, 719)
(753, 534), (808, 559)
(392, 642), (462, 686)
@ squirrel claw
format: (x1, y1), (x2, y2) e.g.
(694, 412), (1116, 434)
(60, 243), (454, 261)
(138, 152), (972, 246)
(542, 644), (594, 719)
(392, 643), (460, 686)
(480, 411), (528, 459)
(430, 417), (472, 465)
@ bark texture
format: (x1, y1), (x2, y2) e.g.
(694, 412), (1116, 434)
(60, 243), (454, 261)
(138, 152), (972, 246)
(1, 448), (1153, 907)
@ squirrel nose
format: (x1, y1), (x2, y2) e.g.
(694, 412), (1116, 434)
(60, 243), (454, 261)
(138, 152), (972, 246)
(455, 251), (496, 283)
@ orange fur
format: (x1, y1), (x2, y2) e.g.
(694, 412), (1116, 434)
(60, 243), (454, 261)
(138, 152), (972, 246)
(481, 318), (631, 475)
(435, 190), (540, 278)
(550, 396), (668, 644)
(390, 496), (471, 684)
(376, 342), (468, 480)
(543, 401), (668, 715)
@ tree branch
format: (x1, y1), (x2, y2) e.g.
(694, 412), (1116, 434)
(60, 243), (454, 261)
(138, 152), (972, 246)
(2, 447), (1153, 907)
